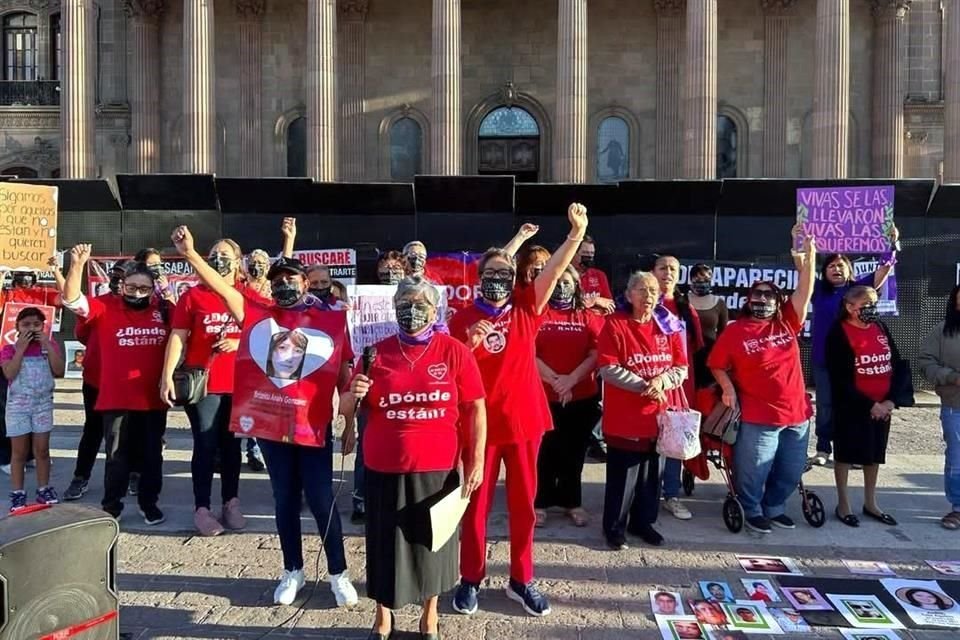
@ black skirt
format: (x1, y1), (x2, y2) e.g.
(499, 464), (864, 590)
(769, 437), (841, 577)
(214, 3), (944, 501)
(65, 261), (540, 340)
(365, 468), (460, 609)
(833, 412), (890, 466)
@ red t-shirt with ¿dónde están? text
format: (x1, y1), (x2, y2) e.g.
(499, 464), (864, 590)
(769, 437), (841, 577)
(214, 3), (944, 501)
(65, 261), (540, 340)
(536, 307), (604, 403)
(362, 333), (485, 474)
(597, 312), (687, 441)
(172, 284), (243, 395)
(842, 321), (893, 403)
(707, 303), (812, 427)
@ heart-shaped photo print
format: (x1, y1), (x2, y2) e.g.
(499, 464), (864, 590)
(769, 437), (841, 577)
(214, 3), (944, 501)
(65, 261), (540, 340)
(249, 318), (335, 389)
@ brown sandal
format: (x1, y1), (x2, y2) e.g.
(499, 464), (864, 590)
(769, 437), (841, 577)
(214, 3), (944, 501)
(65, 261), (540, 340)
(567, 507), (590, 528)
(942, 512), (960, 530)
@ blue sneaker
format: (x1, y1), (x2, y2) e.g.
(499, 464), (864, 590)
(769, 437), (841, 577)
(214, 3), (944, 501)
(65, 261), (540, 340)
(506, 578), (551, 617)
(452, 581), (479, 615)
(37, 486), (60, 505)
(9, 490), (27, 513)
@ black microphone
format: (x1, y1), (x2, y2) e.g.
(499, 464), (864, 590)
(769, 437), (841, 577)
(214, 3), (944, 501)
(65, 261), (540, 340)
(354, 345), (377, 414)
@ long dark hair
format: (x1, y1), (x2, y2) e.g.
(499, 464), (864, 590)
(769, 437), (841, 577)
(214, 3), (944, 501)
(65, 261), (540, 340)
(944, 285), (960, 337)
(819, 253), (854, 291)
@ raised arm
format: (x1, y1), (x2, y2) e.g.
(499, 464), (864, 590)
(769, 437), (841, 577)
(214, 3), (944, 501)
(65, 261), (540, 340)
(171, 226), (246, 323)
(533, 203), (588, 314)
(791, 234), (816, 323)
(47, 255), (65, 292)
(873, 224), (898, 289)
(280, 217), (296, 258)
(62, 244), (92, 304)
(503, 223), (539, 258)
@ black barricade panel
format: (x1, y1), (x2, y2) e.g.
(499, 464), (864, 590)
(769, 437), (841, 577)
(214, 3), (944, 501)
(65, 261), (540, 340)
(13, 178), (121, 212)
(216, 177), (315, 215)
(121, 210), (222, 256)
(116, 174), (219, 211)
(414, 176), (515, 252)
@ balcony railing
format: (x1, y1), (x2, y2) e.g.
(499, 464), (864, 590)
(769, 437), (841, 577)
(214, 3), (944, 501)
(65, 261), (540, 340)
(0, 81), (60, 107)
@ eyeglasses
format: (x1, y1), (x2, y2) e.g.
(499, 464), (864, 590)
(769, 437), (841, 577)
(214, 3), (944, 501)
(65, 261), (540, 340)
(481, 269), (515, 279)
(750, 290), (778, 300)
(123, 284), (153, 296)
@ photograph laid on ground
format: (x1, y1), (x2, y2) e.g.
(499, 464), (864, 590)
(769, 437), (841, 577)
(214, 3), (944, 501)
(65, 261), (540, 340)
(782, 587), (833, 611)
(688, 600), (728, 626)
(881, 578), (960, 628)
(768, 607), (811, 633)
(838, 631), (901, 640)
(719, 601), (783, 634)
(736, 555), (802, 576)
(741, 579), (781, 603)
(843, 560), (896, 576)
(699, 581), (736, 603)
(926, 561), (960, 576)
(655, 615), (708, 640)
(826, 594), (905, 630)
(650, 590), (686, 616)
(708, 632), (748, 640)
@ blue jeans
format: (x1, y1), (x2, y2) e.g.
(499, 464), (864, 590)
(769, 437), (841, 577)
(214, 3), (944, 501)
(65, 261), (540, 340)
(184, 394), (240, 510)
(352, 413), (366, 512)
(813, 365), (832, 454)
(662, 458), (682, 500)
(941, 407), (960, 512)
(734, 421), (810, 520)
(258, 437), (347, 575)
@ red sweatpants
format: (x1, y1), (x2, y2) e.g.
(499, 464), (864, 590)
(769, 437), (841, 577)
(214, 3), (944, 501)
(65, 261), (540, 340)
(460, 437), (540, 585)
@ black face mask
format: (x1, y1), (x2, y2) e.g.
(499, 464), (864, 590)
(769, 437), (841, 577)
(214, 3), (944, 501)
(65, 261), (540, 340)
(396, 301), (433, 334)
(406, 254), (426, 273)
(378, 270), (405, 286)
(208, 255), (233, 277)
(690, 282), (712, 296)
(108, 275), (123, 295)
(248, 263), (266, 280)
(480, 277), (513, 302)
(858, 303), (880, 324)
(579, 257), (594, 269)
(123, 295), (151, 310)
(748, 300), (777, 320)
(309, 286), (332, 299)
(146, 264), (163, 278)
(551, 281), (575, 304)
(273, 281), (301, 307)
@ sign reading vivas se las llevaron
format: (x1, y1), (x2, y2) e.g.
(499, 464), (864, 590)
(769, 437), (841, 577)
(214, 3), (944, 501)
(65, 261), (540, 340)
(795, 185), (895, 254)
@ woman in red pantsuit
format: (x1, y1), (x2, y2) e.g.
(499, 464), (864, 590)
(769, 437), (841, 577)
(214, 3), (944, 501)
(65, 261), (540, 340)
(448, 203), (589, 618)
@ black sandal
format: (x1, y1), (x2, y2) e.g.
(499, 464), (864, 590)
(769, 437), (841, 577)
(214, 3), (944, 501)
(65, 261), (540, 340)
(862, 507), (897, 526)
(835, 507), (860, 527)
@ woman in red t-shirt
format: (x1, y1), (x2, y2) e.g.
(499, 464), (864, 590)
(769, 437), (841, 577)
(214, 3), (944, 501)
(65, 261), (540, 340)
(708, 235), (817, 535)
(826, 285), (913, 528)
(61, 245), (171, 526)
(597, 271), (688, 550)
(341, 276), (486, 640)
(160, 239), (246, 537)
(534, 265), (602, 528)
(447, 203), (588, 618)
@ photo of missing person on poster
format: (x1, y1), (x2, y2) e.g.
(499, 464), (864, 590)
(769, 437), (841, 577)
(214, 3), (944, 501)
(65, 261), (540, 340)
(650, 590), (685, 616)
(782, 587), (833, 611)
(826, 594), (904, 630)
(880, 578), (960, 628)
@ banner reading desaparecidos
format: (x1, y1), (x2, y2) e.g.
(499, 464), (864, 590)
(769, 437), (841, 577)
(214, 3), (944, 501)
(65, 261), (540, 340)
(87, 256), (199, 298)
(292, 249), (357, 286)
(230, 302), (350, 447)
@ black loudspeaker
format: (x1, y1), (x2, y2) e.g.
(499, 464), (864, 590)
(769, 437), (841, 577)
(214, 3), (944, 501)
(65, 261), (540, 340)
(0, 504), (119, 639)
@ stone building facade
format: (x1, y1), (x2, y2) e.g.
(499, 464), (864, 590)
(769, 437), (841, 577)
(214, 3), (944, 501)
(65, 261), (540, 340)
(0, 0), (956, 184)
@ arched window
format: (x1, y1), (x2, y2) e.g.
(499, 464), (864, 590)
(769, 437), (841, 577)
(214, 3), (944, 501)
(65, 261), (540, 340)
(717, 115), (738, 179)
(286, 117), (306, 177)
(479, 107), (540, 138)
(596, 116), (629, 182)
(50, 13), (61, 81)
(390, 117), (422, 181)
(1, 166), (39, 178)
(3, 13), (38, 81)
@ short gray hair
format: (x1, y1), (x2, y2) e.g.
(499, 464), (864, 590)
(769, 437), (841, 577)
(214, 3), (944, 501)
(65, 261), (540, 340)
(394, 275), (440, 307)
(403, 241), (426, 255)
(625, 270), (657, 292)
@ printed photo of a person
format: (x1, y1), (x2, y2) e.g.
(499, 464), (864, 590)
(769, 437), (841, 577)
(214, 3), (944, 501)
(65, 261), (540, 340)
(266, 329), (308, 381)
(67, 348), (85, 373)
(847, 600), (888, 623)
(721, 603), (769, 630)
(896, 587), (955, 611)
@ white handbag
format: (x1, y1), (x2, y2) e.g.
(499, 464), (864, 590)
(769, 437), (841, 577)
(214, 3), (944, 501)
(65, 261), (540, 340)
(656, 386), (702, 461)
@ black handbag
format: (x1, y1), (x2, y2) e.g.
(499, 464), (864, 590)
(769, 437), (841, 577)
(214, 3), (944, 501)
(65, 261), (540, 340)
(170, 329), (224, 407)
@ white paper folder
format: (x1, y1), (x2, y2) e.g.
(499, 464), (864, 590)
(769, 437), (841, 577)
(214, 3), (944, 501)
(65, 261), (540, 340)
(428, 483), (471, 552)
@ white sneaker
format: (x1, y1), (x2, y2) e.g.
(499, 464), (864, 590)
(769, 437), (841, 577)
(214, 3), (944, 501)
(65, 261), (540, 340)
(0, 464), (10, 475)
(273, 569), (305, 606)
(328, 571), (359, 607)
(663, 497), (693, 520)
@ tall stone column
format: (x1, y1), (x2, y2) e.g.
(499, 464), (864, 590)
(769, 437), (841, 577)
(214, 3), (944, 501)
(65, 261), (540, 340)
(682, 0), (717, 179)
(431, 0), (461, 175)
(338, 0), (368, 181)
(183, 0), (216, 174)
(555, 0), (588, 183)
(61, 0), (97, 178)
(870, 1), (910, 178)
(811, 0), (850, 179)
(761, 0), (796, 177)
(125, 1), (164, 174)
(237, 0), (266, 177)
(944, 0), (960, 181)
(307, 0), (338, 181)
(655, 0), (685, 179)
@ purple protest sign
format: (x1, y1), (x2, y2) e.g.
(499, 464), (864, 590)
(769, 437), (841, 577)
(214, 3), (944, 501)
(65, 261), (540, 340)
(796, 185), (895, 254)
